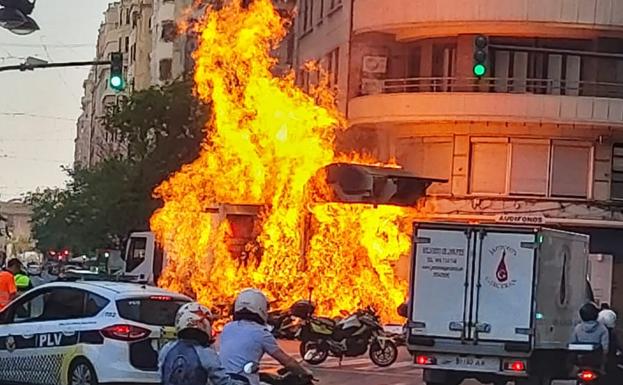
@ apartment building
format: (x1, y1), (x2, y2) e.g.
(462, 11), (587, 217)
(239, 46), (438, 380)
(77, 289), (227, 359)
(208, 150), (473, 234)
(295, 0), (623, 316)
(74, 1), (132, 167)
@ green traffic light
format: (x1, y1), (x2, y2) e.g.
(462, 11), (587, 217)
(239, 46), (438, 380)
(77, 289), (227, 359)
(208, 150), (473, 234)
(473, 63), (487, 77)
(110, 75), (124, 90)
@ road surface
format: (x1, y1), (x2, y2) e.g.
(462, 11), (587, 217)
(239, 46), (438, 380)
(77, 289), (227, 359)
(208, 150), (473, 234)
(266, 340), (423, 385)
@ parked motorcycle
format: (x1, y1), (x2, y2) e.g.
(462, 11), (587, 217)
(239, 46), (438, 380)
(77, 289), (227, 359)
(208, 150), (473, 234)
(298, 305), (398, 367)
(268, 308), (303, 340)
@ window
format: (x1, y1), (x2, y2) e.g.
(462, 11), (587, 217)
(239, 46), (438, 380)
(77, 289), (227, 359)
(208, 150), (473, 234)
(611, 144), (623, 199)
(470, 139), (508, 194)
(124, 36), (130, 53)
(509, 139), (549, 195)
(318, 0), (324, 22)
(85, 293), (110, 317)
(159, 58), (173, 81)
(550, 142), (591, 198)
(14, 288), (86, 323)
(117, 298), (188, 326)
(161, 20), (177, 42)
(130, 44), (136, 63)
(126, 236), (147, 271)
(397, 137), (452, 194)
(326, 47), (339, 88)
(125, 9), (131, 25)
(301, 0), (313, 34)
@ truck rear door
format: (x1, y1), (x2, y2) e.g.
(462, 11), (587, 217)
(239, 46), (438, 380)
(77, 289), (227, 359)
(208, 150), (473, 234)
(473, 230), (536, 343)
(410, 225), (537, 344)
(411, 227), (473, 339)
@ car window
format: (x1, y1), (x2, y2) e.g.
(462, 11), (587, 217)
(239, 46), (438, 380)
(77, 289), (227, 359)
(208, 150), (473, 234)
(14, 292), (46, 323)
(13, 288), (87, 323)
(84, 292), (110, 317)
(41, 288), (86, 320)
(117, 297), (187, 326)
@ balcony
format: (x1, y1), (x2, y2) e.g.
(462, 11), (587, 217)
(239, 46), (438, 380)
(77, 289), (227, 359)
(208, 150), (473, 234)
(348, 77), (623, 127)
(353, 0), (623, 39)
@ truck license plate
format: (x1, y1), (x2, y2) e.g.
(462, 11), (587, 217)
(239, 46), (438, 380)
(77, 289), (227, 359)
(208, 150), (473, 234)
(435, 354), (500, 373)
(456, 357), (486, 367)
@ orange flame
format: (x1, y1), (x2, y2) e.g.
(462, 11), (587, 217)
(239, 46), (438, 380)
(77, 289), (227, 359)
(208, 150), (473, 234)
(151, 0), (410, 321)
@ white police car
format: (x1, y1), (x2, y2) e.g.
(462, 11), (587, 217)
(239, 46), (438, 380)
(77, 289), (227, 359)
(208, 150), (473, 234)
(0, 280), (190, 385)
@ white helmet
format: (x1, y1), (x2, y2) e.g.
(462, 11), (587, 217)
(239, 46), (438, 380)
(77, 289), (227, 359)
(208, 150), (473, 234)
(175, 302), (213, 337)
(598, 309), (617, 329)
(234, 288), (268, 323)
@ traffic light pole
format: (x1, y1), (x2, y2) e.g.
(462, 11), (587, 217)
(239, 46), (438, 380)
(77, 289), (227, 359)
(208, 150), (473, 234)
(0, 60), (111, 73)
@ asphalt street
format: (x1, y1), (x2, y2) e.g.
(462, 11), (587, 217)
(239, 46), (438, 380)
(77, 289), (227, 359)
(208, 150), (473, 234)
(268, 340), (423, 385)
(269, 341), (578, 385)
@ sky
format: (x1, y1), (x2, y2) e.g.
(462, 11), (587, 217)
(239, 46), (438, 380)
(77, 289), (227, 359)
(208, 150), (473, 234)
(0, 0), (112, 200)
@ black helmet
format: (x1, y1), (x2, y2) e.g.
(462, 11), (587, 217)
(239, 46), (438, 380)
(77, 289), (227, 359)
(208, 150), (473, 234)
(579, 303), (599, 322)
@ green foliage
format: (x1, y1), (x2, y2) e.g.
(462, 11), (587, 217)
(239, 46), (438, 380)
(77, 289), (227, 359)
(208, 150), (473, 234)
(27, 81), (209, 254)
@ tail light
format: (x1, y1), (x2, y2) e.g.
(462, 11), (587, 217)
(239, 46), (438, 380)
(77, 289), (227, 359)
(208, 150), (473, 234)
(415, 355), (437, 365)
(578, 370), (598, 382)
(149, 295), (172, 301)
(503, 360), (527, 372)
(101, 324), (151, 341)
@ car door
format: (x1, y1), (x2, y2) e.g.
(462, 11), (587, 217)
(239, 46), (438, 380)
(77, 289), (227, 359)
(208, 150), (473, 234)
(0, 287), (88, 385)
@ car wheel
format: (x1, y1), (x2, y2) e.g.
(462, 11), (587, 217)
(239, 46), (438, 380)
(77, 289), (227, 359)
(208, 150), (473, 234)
(69, 358), (98, 385)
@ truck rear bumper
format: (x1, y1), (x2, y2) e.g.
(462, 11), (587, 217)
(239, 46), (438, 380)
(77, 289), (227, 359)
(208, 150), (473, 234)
(413, 352), (529, 377)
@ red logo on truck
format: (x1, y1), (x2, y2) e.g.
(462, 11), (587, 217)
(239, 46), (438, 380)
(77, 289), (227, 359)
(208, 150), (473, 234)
(486, 246), (517, 289)
(496, 251), (509, 283)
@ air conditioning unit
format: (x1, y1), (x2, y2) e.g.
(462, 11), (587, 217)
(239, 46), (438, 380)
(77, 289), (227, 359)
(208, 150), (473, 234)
(361, 78), (383, 95)
(362, 55), (388, 74)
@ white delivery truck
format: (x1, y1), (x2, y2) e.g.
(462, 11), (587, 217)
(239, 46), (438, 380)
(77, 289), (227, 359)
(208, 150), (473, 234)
(407, 223), (592, 385)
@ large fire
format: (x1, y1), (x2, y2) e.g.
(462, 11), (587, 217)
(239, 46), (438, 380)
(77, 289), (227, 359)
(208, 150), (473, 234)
(151, 0), (412, 321)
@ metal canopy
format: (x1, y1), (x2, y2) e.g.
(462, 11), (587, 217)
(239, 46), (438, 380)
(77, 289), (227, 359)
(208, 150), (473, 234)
(317, 162), (446, 206)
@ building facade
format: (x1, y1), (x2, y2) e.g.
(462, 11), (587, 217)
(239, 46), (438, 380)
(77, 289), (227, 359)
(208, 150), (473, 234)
(0, 200), (34, 259)
(74, 1), (133, 168)
(295, 0), (623, 317)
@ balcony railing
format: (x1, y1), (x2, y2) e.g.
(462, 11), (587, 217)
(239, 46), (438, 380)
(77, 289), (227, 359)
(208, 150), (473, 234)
(360, 77), (623, 99)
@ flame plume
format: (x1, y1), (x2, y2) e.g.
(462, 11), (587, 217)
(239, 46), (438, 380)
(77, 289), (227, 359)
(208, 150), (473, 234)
(151, 0), (409, 321)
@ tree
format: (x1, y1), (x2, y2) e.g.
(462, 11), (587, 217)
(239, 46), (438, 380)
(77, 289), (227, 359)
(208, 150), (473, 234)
(27, 81), (209, 254)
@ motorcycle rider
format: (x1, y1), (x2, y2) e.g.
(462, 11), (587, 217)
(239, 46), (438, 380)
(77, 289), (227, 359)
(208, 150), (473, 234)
(159, 302), (241, 385)
(598, 308), (621, 385)
(570, 303), (610, 370)
(219, 288), (311, 385)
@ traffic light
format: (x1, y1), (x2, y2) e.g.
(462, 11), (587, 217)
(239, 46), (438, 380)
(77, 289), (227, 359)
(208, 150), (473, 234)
(109, 52), (125, 91)
(473, 35), (489, 78)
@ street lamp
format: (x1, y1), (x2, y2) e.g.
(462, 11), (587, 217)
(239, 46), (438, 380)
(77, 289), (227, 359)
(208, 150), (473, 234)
(0, 0), (38, 35)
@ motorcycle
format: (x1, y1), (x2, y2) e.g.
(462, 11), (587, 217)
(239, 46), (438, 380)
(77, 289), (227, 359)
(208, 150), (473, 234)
(268, 308), (303, 340)
(242, 362), (316, 385)
(568, 343), (604, 385)
(298, 306), (398, 367)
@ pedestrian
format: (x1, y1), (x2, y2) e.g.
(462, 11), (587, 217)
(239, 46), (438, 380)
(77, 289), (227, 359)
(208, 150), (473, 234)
(601, 303), (611, 311)
(0, 259), (19, 310)
(12, 261), (32, 294)
(570, 303), (610, 369)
